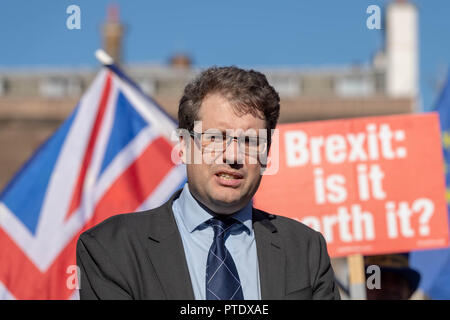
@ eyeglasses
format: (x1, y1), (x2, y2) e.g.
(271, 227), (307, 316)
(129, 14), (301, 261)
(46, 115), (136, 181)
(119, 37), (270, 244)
(189, 130), (268, 155)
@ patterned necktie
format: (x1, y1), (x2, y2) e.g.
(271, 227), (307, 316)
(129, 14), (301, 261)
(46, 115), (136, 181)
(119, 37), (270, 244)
(205, 217), (244, 300)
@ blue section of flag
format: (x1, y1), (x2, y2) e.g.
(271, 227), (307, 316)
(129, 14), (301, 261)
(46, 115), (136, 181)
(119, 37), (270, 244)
(0, 106), (79, 235)
(98, 90), (148, 177)
(436, 71), (450, 184)
(411, 69), (450, 299)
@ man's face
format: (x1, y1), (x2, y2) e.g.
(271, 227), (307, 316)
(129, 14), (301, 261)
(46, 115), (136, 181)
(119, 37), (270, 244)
(181, 93), (267, 214)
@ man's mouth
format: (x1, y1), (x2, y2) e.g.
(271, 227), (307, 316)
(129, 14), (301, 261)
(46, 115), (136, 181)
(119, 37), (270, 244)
(215, 170), (243, 179)
(214, 170), (243, 187)
(216, 173), (240, 179)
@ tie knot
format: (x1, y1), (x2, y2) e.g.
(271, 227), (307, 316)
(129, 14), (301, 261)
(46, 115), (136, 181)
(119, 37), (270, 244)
(208, 217), (237, 238)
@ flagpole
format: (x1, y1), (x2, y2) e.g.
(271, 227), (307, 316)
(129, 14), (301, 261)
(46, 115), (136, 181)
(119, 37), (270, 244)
(348, 254), (367, 300)
(95, 49), (114, 66)
(93, 49), (179, 125)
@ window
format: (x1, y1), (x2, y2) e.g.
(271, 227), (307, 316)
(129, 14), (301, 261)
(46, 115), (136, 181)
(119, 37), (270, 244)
(335, 75), (375, 97)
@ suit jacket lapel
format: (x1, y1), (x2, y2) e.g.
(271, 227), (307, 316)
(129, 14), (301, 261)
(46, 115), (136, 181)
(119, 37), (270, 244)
(146, 191), (195, 300)
(145, 192), (286, 300)
(253, 209), (286, 299)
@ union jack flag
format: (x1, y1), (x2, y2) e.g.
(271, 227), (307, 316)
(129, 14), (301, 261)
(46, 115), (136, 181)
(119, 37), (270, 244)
(0, 64), (186, 299)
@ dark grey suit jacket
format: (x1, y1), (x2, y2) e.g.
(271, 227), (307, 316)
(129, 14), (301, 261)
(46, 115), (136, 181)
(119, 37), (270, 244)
(76, 190), (340, 300)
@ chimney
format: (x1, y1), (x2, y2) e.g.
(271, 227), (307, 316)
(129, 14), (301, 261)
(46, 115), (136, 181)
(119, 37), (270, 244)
(102, 3), (125, 65)
(169, 53), (192, 69)
(385, 0), (418, 98)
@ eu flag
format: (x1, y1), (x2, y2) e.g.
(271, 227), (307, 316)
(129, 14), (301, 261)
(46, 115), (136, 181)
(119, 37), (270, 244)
(411, 69), (450, 299)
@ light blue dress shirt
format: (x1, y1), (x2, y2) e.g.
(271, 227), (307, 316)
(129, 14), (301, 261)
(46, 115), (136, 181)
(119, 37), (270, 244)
(172, 183), (261, 300)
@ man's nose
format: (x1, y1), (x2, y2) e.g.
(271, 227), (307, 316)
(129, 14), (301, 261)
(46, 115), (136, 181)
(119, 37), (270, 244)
(222, 137), (244, 165)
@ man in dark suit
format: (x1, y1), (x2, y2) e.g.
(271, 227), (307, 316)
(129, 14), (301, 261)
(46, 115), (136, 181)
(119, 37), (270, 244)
(76, 66), (340, 300)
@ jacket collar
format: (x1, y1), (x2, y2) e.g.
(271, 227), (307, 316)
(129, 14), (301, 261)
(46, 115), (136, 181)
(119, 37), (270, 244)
(146, 189), (183, 242)
(146, 190), (285, 299)
(175, 183), (253, 235)
(252, 208), (285, 299)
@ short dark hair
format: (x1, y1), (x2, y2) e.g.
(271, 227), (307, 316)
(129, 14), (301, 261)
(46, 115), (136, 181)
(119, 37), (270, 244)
(178, 66), (280, 145)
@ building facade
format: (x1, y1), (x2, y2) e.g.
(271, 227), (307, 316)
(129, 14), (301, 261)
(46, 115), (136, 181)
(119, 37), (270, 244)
(0, 0), (417, 190)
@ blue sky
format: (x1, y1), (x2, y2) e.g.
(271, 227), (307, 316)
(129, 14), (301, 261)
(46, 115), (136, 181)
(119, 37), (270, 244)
(0, 0), (448, 110)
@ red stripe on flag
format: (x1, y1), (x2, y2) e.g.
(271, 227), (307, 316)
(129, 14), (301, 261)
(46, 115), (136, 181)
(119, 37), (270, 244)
(0, 137), (176, 299)
(65, 72), (113, 222)
(83, 136), (175, 229)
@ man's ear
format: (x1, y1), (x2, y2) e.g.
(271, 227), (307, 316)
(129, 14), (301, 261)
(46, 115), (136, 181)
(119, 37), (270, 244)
(171, 129), (189, 165)
(179, 134), (188, 164)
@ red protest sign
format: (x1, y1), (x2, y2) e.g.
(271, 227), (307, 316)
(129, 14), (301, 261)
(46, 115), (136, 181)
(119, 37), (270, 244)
(254, 113), (449, 257)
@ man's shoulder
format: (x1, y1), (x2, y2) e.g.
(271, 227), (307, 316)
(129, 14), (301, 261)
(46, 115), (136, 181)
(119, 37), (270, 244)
(81, 211), (146, 237)
(79, 190), (181, 243)
(79, 204), (167, 243)
(253, 207), (321, 240)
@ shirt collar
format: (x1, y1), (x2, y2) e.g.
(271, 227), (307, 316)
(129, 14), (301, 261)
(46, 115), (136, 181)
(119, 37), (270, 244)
(177, 183), (253, 235)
